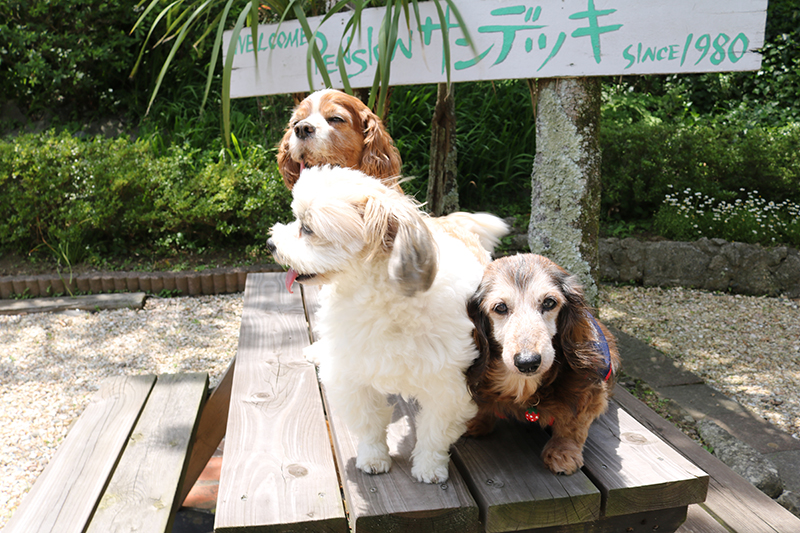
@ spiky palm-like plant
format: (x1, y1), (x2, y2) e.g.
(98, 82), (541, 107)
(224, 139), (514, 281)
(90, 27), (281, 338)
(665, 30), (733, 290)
(132, 0), (471, 146)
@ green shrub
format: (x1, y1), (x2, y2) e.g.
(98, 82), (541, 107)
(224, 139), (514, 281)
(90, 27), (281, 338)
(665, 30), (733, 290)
(0, 0), (151, 119)
(388, 80), (535, 217)
(0, 131), (291, 257)
(600, 120), (800, 222)
(654, 187), (800, 247)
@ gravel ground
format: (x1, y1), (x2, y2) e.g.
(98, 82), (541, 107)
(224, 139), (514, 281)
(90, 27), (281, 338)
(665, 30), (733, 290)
(599, 285), (800, 440)
(1, 294), (243, 527)
(2, 285), (799, 526)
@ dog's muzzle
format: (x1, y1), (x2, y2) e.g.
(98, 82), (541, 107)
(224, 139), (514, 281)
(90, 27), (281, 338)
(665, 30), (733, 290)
(265, 239), (318, 293)
(294, 120), (315, 140)
(514, 351), (541, 374)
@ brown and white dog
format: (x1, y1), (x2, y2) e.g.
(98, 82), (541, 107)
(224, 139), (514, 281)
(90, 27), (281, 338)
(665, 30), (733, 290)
(276, 88), (508, 265)
(277, 89), (402, 191)
(465, 254), (620, 475)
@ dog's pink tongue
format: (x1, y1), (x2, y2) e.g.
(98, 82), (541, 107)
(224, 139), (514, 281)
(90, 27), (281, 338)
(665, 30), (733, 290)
(300, 160), (306, 172)
(285, 268), (299, 294)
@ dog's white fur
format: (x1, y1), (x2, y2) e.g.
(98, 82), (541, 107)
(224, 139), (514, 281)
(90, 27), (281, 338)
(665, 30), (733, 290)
(268, 166), (506, 483)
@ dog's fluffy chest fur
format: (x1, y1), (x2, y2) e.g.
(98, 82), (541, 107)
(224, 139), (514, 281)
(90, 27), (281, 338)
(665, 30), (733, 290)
(267, 166), (509, 484)
(315, 232), (482, 394)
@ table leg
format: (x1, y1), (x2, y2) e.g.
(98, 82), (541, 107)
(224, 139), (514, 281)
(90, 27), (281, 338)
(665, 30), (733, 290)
(179, 357), (235, 505)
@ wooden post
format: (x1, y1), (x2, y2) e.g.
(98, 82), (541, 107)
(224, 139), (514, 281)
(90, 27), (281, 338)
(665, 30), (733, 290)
(528, 78), (602, 307)
(427, 83), (459, 216)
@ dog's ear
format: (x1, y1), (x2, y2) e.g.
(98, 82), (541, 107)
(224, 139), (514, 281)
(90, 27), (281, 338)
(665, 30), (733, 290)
(465, 290), (494, 398)
(388, 213), (438, 296)
(360, 108), (403, 189)
(555, 273), (597, 370)
(363, 194), (437, 296)
(277, 128), (300, 189)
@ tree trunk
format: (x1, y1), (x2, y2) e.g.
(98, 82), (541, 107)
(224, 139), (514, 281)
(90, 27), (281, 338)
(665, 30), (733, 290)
(427, 83), (459, 216)
(527, 78), (602, 307)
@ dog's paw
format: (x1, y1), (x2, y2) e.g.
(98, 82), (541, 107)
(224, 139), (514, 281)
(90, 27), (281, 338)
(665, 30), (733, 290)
(411, 451), (450, 484)
(356, 442), (391, 475)
(303, 341), (325, 366)
(541, 437), (584, 475)
(466, 414), (495, 437)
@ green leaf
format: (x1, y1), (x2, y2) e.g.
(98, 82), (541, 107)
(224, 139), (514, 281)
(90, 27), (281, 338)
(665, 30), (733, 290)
(201, 0), (238, 112)
(130, 0), (182, 78)
(222, 3), (254, 149)
(145, 0), (215, 116)
(293, 3), (333, 91)
(432, 0), (450, 88)
(248, 0), (260, 71)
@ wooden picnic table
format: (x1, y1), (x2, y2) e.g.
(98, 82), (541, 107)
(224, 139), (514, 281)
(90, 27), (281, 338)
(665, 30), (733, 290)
(9, 270), (800, 533)
(212, 272), (712, 533)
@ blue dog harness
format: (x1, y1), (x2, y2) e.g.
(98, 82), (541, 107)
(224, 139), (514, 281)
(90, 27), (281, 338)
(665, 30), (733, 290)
(523, 311), (613, 424)
(588, 311), (614, 382)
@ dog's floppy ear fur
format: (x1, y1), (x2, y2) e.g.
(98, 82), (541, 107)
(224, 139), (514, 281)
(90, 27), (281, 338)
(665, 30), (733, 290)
(362, 193), (437, 296)
(277, 128), (301, 189)
(360, 108), (402, 185)
(466, 289), (497, 402)
(554, 272), (598, 373)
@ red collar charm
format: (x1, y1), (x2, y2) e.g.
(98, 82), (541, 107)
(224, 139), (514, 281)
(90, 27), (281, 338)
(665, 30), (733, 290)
(525, 407), (554, 426)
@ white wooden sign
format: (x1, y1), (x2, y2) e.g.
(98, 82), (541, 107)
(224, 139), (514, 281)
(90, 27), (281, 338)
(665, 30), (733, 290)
(223, 0), (767, 98)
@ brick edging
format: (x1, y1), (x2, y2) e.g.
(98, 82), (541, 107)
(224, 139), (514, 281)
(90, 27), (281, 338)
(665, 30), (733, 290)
(0, 264), (285, 300)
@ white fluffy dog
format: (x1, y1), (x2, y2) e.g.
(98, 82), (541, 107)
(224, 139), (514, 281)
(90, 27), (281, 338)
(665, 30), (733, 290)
(267, 166), (507, 484)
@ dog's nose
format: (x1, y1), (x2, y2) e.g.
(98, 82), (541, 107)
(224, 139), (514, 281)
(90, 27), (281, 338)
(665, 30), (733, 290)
(266, 238), (276, 254)
(294, 120), (315, 140)
(514, 352), (541, 374)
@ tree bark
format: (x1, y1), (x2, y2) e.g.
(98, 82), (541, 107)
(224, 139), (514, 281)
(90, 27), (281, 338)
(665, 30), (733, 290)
(527, 78), (602, 307)
(427, 83), (459, 216)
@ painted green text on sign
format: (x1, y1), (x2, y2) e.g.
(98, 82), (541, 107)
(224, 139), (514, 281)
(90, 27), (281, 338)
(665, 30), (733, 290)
(223, 0), (767, 98)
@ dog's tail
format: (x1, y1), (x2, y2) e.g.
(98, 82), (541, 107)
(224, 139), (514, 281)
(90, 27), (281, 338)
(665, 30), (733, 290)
(439, 212), (509, 253)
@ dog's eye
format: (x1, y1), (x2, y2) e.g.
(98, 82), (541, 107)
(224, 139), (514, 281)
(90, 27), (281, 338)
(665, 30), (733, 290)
(327, 116), (345, 124)
(493, 302), (508, 315)
(542, 297), (557, 311)
(300, 223), (313, 236)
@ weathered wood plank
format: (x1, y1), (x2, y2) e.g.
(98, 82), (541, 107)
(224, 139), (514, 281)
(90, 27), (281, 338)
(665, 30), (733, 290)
(4, 375), (155, 533)
(85, 373), (208, 533)
(677, 504), (731, 533)
(515, 505), (688, 533)
(325, 395), (480, 533)
(0, 292), (147, 315)
(452, 421), (601, 533)
(583, 401), (708, 516)
(215, 273), (347, 533)
(614, 385), (800, 533)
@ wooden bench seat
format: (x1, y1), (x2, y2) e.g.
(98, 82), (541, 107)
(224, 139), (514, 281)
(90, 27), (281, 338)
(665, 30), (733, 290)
(215, 273), (715, 533)
(12, 271), (800, 533)
(615, 386), (800, 533)
(5, 373), (208, 533)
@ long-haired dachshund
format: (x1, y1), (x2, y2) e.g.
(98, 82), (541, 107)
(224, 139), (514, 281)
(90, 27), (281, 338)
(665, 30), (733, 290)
(466, 254), (620, 475)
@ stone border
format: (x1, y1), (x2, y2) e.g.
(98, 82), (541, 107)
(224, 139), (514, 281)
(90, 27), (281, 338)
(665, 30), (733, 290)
(599, 238), (800, 298)
(0, 264), (284, 300)
(3, 238), (799, 300)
